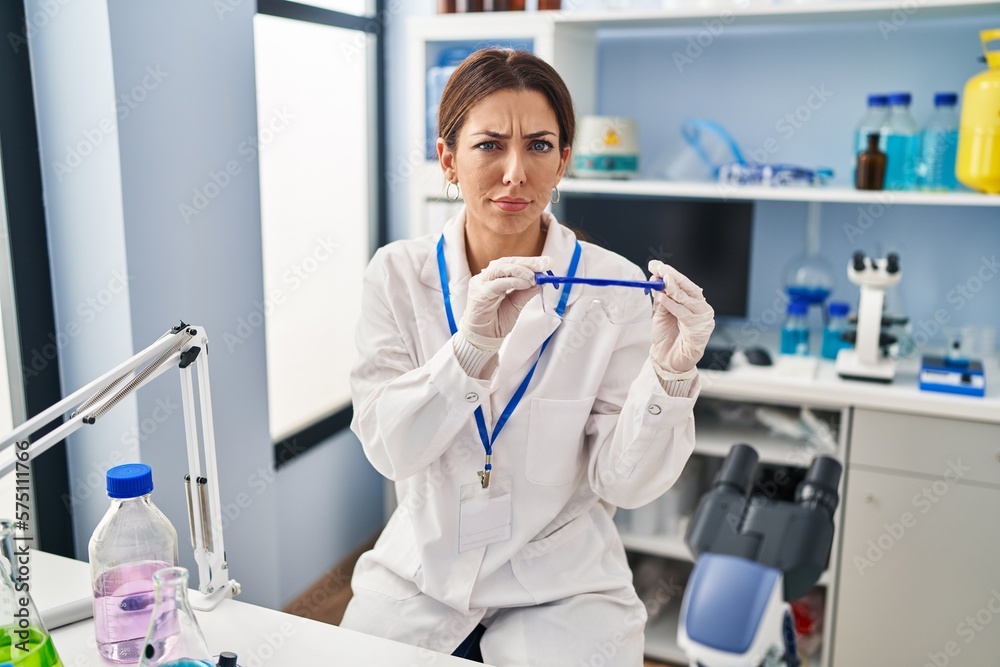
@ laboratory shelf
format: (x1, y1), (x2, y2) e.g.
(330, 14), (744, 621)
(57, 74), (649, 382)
(417, 0), (1000, 32)
(558, 177), (1000, 207)
(643, 604), (687, 666)
(694, 422), (834, 468)
(558, 0), (998, 29)
(621, 530), (692, 562)
(620, 530), (832, 587)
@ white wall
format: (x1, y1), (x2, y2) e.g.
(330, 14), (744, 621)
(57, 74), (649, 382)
(28, 0), (283, 608)
(28, 0), (393, 608)
(26, 0), (140, 558)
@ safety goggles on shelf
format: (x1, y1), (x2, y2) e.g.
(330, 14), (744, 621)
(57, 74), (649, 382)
(718, 162), (834, 187)
(535, 272), (665, 324)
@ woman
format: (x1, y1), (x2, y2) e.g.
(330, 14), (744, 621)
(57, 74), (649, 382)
(341, 48), (715, 665)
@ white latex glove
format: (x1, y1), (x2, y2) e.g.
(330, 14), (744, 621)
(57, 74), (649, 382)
(460, 256), (554, 350)
(648, 259), (716, 376)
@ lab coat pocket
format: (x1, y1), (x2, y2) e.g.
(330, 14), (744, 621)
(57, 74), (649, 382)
(525, 395), (595, 486)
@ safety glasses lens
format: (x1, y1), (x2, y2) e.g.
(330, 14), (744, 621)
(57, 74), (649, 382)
(540, 283), (654, 324)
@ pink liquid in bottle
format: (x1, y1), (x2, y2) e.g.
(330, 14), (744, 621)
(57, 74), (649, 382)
(94, 560), (174, 663)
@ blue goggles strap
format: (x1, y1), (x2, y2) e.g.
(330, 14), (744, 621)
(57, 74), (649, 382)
(537, 272), (664, 294)
(437, 236), (581, 462)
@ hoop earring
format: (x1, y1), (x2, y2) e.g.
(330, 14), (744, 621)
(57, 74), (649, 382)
(446, 181), (460, 202)
(550, 186), (560, 204)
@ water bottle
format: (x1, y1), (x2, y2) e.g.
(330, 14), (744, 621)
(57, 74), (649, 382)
(919, 92), (960, 191)
(881, 92), (922, 190)
(425, 48), (472, 159)
(90, 463), (179, 664)
(853, 94), (888, 181)
(821, 301), (852, 360)
(780, 300), (810, 356)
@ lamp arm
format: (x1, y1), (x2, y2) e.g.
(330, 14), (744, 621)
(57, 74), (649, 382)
(0, 322), (239, 608)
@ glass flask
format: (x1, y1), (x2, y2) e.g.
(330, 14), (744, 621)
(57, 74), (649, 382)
(138, 568), (213, 667)
(0, 519), (64, 666)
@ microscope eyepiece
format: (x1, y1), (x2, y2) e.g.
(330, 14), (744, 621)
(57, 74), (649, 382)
(886, 252), (900, 274)
(796, 455), (842, 517)
(852, 251), (866, 272)
(715, 444), (758, 496)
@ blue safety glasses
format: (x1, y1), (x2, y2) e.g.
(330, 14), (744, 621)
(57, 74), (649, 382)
(535, 272), (665, 324)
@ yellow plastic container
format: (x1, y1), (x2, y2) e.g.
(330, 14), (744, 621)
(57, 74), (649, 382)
(956, 29), (1000, 194)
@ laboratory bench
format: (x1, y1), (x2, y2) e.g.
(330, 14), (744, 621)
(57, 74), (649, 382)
(33, 550), (486, 667)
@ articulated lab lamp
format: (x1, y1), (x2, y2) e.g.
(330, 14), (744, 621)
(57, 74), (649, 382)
(0, 322), (240, 612)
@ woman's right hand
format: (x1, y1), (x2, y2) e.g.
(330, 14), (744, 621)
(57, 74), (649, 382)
(460, 256), (553, 350)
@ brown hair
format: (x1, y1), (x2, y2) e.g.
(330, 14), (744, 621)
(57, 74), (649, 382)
(437, 48), (575, 152)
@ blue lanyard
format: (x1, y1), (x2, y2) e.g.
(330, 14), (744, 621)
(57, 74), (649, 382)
(437, 235), (581, 487)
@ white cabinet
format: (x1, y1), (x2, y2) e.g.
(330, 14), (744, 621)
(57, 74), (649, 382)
(833, 410), (1000, 666)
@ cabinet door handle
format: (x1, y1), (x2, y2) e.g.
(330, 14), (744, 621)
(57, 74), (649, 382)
(864, 493), (875, 503)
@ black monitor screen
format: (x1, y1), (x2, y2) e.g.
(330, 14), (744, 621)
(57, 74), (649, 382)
(560, 196), (753, 319)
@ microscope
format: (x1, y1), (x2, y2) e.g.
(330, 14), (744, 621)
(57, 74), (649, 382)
(835, 251), (903, 382)
(678, 444), (842, 667)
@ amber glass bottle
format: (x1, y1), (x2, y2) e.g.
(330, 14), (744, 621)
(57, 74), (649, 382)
(856, 133), (887, 190)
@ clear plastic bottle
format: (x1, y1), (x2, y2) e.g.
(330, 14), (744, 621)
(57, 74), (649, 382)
(853, 94), (888, 181)
(821, 301), (852, 360)
(90, 464), (179, 664)
(919, 92), (960, 191)
(780, 300), (811, 356)
(881, 92), (922, 190)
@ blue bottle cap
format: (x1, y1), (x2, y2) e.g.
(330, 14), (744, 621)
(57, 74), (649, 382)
(787, 300), (809, 316)
(867, 94), (889, 107)
(828, 301), (850, 317)
(886, 92), (912, 106)
(107, 463), (154, 499)
(933, 92), (958, 107)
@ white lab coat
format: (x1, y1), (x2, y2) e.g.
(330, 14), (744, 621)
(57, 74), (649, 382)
(342, 210), (699, 660)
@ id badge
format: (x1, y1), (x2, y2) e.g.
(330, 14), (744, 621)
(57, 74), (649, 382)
(459, 475), (512, 553)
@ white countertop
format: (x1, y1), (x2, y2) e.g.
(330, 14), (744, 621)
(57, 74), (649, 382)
(34, 550), (482, 666)
(698, 354), (1000, 425)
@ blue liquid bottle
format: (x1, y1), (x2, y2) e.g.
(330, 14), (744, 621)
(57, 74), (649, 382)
(919, 92), (960, 191)
(780, 300), (810, 356)
(882, 92), (921, 190)
(853, 94), (888, 182)
(821, 301), (852, 360)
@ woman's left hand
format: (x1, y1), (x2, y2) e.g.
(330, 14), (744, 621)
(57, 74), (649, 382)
(647, 260), (716, 375)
